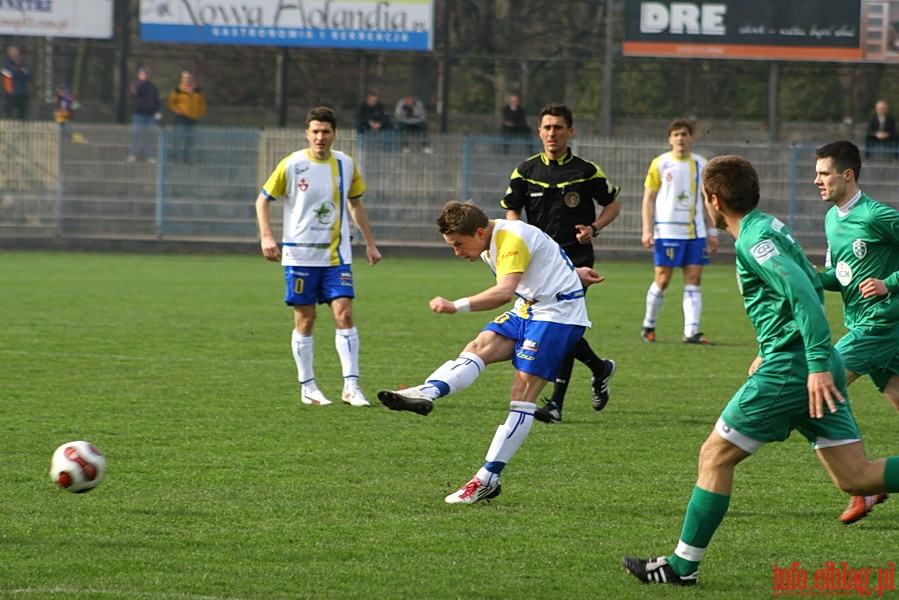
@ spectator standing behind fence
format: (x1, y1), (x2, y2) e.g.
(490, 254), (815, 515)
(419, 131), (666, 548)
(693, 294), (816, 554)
(355, 93), (392, 134)
(501, 94), (529, 139)
(864, 100), (899, 160)
(128, 67), (161, 163)
(394, 94), (431, 154)
(166, 71), (207, 164)
(2, 45), (30, 120)
(53, 82), (77, 124)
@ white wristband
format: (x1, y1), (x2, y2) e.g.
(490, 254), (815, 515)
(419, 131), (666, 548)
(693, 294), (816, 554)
(707, 227), (719, 237)
(453, 298), (471, 313)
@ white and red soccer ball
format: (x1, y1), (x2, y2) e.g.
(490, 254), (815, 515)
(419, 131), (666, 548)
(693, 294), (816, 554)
(50, 441), (106, 493)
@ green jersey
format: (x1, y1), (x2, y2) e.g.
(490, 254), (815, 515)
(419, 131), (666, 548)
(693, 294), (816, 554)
(736, 209), (832, 373)
(821, 192), (899, 330)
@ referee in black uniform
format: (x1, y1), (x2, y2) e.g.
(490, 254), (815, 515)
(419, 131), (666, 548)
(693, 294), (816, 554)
(501, 103), (620, 423)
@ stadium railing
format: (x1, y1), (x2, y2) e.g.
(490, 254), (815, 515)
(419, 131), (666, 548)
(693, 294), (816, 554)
(1, 120), (895, 257)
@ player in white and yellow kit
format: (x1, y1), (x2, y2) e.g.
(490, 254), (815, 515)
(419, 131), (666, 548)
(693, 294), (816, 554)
(255, 106), (381, 407)
(640, 119), (718, 344)
(378, 201), (600, 504)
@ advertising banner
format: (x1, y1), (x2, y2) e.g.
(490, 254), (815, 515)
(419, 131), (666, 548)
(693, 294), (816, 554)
(140, 0), (434, 51)
(0, 0), (114, 39)
(623, 0), (867, 61)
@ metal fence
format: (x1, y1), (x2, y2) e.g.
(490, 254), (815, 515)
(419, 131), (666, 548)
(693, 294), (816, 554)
(2, 121), (896, 256)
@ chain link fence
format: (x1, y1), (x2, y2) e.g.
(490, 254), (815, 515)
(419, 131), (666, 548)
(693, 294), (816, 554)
(2, 121), (897, 257)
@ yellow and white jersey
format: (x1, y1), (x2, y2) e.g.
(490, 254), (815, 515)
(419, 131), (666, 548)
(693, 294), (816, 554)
(261, 149), (366, 267)
(481, 219), (591, 327)
(645, 151), (708, 240)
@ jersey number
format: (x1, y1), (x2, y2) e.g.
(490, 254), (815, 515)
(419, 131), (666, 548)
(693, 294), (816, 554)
(492, 312), (511, 325)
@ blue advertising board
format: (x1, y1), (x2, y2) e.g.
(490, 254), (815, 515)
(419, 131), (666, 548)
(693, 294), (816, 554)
(140, 0), (434, 51)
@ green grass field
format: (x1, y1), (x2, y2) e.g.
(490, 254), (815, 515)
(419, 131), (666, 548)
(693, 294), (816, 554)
(2, 251), (896, 599)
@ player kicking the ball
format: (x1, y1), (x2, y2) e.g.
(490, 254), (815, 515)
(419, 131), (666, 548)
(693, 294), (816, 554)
(378, 200), (601, 504)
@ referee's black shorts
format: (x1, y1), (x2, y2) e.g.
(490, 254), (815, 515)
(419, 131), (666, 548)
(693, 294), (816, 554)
(562, 243), (595, 269)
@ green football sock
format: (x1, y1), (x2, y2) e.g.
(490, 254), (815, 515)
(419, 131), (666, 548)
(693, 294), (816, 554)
(667, 486), (730, 576)
(883, 456), (899, 492)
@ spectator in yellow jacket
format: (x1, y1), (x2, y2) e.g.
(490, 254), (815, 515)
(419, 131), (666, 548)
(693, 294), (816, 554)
(167, 71), (207, 164)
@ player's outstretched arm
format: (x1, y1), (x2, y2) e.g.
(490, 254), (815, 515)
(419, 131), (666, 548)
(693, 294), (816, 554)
(576, 266), (605, 288)
(430, 273), (521, 314)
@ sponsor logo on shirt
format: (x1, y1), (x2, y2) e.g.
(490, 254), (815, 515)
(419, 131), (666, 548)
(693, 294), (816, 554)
(836, 260), (853, 287)
(750, 239), (779, 264)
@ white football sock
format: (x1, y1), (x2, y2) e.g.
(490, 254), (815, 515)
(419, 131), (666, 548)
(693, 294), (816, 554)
(683, 284), (702, 337)
(475, 401), (535, 483)
(420, 351), (485, 398)
(643, 282), (665, 329)
(291, 330), (316, 388)
(335, 327), (360, 389)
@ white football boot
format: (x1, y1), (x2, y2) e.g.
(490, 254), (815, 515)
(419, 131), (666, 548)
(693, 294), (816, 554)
(342, 388), (371, 407)
(301, 388), (332, 405)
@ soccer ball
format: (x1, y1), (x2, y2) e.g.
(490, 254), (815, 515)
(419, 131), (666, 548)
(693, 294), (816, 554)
(50, 441), (106, 493)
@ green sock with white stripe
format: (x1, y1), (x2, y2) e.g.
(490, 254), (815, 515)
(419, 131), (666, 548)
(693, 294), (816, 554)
(667, 486), (730, 576)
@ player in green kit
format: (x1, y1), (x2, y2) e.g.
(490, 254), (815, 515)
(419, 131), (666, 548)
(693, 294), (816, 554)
(622, 154), (899, 586)
(815, 140), (899, 523)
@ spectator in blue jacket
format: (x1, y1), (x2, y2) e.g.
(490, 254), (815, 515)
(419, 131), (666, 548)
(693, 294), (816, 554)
(128, 66), (162, 162)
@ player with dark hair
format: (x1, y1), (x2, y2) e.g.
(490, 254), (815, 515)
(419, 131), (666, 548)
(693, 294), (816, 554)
(623, 154), (899, 586)
(501, 102), (620, 423)
(814, 139), (899, 523)
(255, 106), (381, 408)
(640, 118), (718, 344)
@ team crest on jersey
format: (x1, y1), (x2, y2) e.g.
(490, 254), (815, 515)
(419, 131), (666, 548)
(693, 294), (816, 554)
(314, 201), (336, 225)
(852, 238), (867, 260)
(750, 239), (779, 264)
(563, 191), (580, 208)
(297, 177), (309, 192)
(836, 260), (853, 287)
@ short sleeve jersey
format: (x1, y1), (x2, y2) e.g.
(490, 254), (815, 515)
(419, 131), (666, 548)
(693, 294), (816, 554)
(821, 192), (899, 330)
(645, 151), (708, 240)
(482, 219), (591, 327)
(261, 149), (365, 267)
(736, 209), (832, 372)
(501, 150), (620, 248)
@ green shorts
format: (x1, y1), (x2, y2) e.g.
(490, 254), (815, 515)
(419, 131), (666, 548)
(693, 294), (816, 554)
(719, 346), (860, 451)
(835, 325), (899, 392)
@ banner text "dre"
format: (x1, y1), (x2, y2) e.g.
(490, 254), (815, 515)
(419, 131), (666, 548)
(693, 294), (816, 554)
(640, 2), (726, 35)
